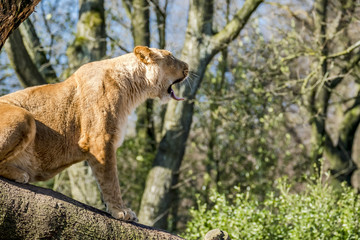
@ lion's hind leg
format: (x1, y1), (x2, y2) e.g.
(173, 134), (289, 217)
(0, 104), (36, 183)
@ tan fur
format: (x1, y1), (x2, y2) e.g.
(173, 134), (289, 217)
(0, 46), (189, 221)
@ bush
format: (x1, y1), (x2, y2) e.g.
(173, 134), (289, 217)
(184, 177), (360, 239)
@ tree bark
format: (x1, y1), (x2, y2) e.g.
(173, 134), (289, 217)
(0, 0), (41, 50)
(138, 0), (263, 229)
(0, 177), (184, 240)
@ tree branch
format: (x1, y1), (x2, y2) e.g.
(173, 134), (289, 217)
(266, 2), (313, 31)
(328, 40), (360, 59)
(209, 0), (263, 55)
(148, 0), (166, 19)
(329, 49), (360, 89)
(0, 177), (184, 239)
(107, 34), (131, 53)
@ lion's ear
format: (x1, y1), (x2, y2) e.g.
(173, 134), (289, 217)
(134, 46), (155, 64)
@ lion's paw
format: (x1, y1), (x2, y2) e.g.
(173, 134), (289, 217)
(15, 172), (29, 183)
(111, 208), (138, 222)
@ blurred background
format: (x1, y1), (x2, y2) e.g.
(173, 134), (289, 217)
(1, 0), (360, 238)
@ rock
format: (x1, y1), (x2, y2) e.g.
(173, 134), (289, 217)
(204, 229), (231, 240)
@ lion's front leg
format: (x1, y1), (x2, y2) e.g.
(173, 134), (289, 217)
(87, 144), (138, 222)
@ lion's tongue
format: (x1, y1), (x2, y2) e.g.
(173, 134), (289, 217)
(170, 87), (184, 101)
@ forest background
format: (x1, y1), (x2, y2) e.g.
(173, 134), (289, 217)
(1, 0), (360, 239)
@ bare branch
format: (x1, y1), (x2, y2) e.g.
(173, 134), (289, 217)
(209, 0), (263, 55)
(328, 40), (360, 59)
(266, 2), (313, 30)
(107, 34), (131, 53)
(148, 0), (166, 18)
(329, 50), (360, 89)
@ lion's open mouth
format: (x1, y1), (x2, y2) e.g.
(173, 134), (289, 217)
(167, 78), (185, 101)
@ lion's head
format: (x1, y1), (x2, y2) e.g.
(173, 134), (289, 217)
(133, 46), (189, 103)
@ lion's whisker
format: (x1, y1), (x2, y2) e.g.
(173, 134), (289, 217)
(189, 72), (199, 78)
(185, 77), (193, 92)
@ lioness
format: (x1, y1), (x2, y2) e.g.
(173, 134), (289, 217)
(0, 46), (189, 222)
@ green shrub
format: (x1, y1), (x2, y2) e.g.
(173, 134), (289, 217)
(184, 177), (360, 239)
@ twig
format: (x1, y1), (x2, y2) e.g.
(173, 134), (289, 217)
(265, 1), (313, 30)
(328, 40), (360, 59)
(147, 0), (166, 18)
(171, 174), (201, 190)
(107, 35), (130, 53)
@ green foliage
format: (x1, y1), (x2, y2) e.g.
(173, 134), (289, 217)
(184, 176), (360, 240)
(81, 11), (103, 28)
(186, 20), (308, 204)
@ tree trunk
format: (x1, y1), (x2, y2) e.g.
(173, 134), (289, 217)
(206, 1), (230, 194)
(19, 19), (59, 83)
(150, 0), (168, 134)
(4, 30), (47, 87)
(138, 0), (263, 229)
(325, 0), (360, 185)
(307, 0), (360, 184)
(5, 19), (58, 86)
(66, 0), (106, 74)
(151, 0), (167, 49)
(130, 0), (158, 154)
(0, 177), (184, 240)
(309, 0), (329, 173)
(131, 0), (150, 47)
(325, 94), (360, 184)
(0, 0), (41, 50)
